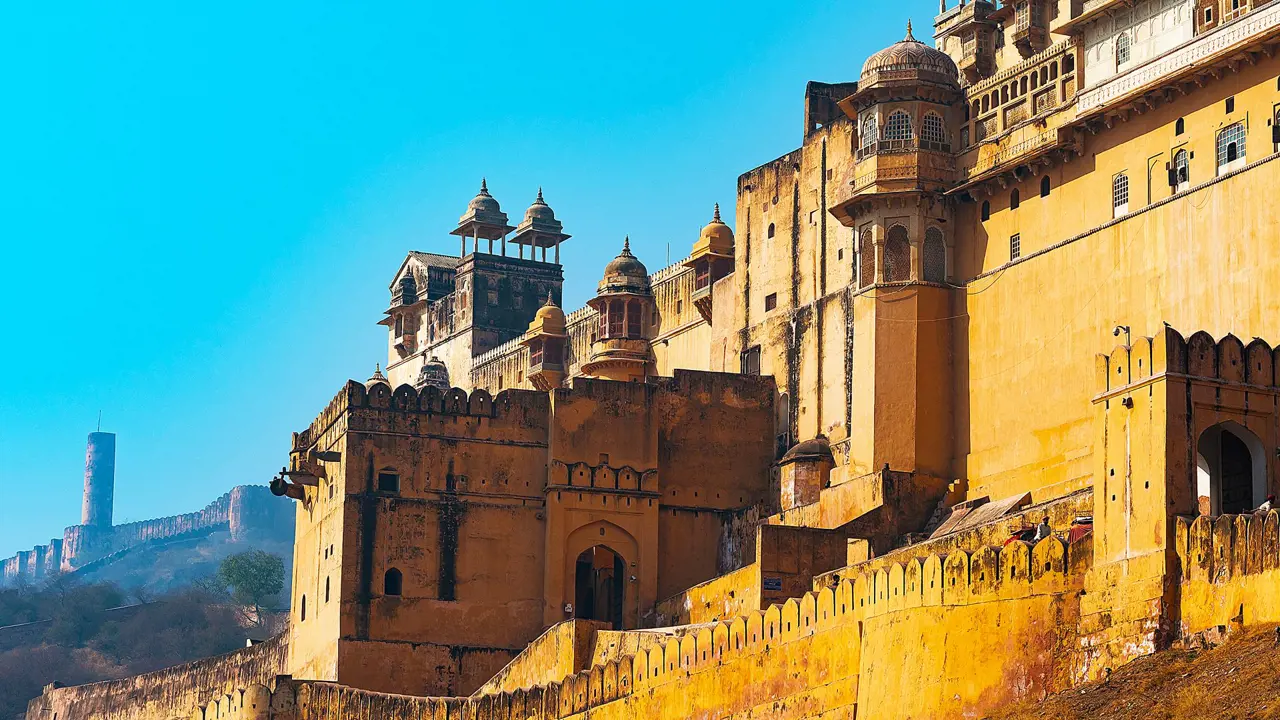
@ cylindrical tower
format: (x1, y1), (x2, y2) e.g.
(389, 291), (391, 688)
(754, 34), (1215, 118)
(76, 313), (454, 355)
(81, 431), (116, 528)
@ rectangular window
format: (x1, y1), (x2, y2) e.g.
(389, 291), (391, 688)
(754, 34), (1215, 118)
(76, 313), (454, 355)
(765, 293), (778, 311)
(1010, 234), (1021, 260)
(741, 346), (762, 376)
(1226, 96), (1235, 114)
(377, 472), (400, 494)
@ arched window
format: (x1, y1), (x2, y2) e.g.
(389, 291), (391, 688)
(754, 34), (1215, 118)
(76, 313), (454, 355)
(1040, 176), (1051, 198)
(884, 111), (913, 148)
(1173, 149), (1189, 191)
(300, 595), (306, 621)
(860, 113), (878, 152)
(767, 223), (776, 239)
(883, 225), (911, 283)
(1175, 117), (1185, 135)
(1217, 122), (1246, 174)
(922, 113), (949, 151)
(384, 568), (403, 596)
(1112, 173), (1129, 217)
(1010, 189), (1020, 210)
(608, 299), (624, 337)
(923, 228), (946, 283)
(626, 299), (641, 337)
(858, 229), (875, 288)
(981, 200), (991, 221)
(1116, 33), (1131, 68)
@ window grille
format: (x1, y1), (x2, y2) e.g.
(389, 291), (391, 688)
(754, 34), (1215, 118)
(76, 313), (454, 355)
(1010, 233), (1021, 260)
(1174, 149), (1189, 190)
(608, 299), (624, 337)
(884, 225), (911, 282)
(860, 113), (878, 153)
(764, 293), (778, 312)
(1116, 32), (1131, 68)
(1217, 122), (1246, 174)
(922, 113), (949, 151)
(627, 299), (641, 337)
(1112, 173), (1129, 217)
(882, 111), (914, 151)
(923, 228), (946, 283)
(858, 229), (875, 288)
(1016, 2), (1030, 31)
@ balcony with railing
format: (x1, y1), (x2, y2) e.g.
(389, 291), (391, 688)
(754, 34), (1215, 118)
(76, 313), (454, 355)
(1077, 0), (1280, 114)
(960, 40), (1079, 148)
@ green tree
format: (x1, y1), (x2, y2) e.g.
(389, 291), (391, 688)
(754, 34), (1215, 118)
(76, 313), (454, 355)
(217, 550), (284, 624)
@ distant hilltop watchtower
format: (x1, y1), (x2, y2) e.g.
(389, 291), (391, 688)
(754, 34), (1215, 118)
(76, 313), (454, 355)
(81, 431), (115, 528)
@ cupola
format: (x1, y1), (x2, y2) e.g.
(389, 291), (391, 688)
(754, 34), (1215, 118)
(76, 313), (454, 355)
(521, 293), (569, 391)
(683, 203), (736, 322)
(415, 355), (451, 392)
(450, 179), (515, 256)
(512, 188), (571, 263)
(366, 364), (390, 389)
(581, 238), (657, 382)
(859, 22), (960, 90)
(778, 435), (835, 510)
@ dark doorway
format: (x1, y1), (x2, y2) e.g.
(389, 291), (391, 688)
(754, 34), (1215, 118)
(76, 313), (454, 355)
(1219, 431), (1254, 514)
(1197, 422), (1264, 515)
(574, 546), (625, 628)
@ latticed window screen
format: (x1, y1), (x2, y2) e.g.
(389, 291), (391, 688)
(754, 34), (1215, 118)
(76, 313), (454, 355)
(1217, 122), (1246, 172)
(1010, 234), (1021, 260)
(1112, 173), (1129, 216)
(1016, 2), (1030, 30)
(884, 111), (913, 141)
(884, 226), (911, 282)
(923, 228), (946, 283)
(1116, 33), (1131, 67)
(859, 230), (875, 287)
(861, 114), (878, 150)
(922, 113), (949, 150)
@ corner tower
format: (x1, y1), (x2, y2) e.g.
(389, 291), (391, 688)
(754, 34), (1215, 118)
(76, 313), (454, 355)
(828, 24), (962, 481)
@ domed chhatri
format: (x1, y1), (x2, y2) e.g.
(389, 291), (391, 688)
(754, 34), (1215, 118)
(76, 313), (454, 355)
(512, 187), (571, 261)
(860, 21), (959, 87)
(599, 237), (651, 295)
(694, 203), (735, 258)
(529, 292), (567, 336)
(366, 363), (390, 388)
(415, 355), (451, 392)
(451, 178), (515, 254)
(467, 178), (502, 215)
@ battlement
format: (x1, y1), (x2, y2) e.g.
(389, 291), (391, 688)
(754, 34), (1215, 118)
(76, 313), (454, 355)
(547, 461), (659, 494)
(1096, 328), (1280, 396)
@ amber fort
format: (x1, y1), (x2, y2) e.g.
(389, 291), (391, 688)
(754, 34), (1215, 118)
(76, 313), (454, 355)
(24, 0), (1280, 717)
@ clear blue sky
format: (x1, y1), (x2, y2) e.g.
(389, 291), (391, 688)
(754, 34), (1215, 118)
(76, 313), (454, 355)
(0, 0), (936, 556)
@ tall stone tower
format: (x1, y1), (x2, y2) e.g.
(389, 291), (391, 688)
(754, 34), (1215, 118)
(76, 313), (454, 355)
(81, 431), (115, 528)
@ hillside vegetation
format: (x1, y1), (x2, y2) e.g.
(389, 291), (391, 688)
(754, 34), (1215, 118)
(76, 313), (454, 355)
(991, 626), (1280, 720)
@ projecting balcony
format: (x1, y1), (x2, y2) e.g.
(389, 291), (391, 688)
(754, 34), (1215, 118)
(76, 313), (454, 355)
(1077, 1), (1280, 115)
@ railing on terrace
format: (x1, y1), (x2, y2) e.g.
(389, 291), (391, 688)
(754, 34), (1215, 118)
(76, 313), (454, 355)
(856, 139), (953, 162)
(851, 163), (956, 192)
(1078, 1), (1280, 111)
(960, 130), (1059, 179)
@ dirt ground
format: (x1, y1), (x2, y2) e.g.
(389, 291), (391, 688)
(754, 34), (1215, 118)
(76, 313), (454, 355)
(989, 626), (1280, 720)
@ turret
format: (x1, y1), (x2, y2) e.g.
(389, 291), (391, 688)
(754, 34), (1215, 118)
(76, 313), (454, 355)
(511, 188), (571, 264)
(682, 204), (735, 322)
(81, 431), (115, 528)
(521, 293), (568, 391)
(581, 238), (656, 382)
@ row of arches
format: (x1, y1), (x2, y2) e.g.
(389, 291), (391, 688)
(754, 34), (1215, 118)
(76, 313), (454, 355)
(859, 110), (950, 154)
(970, 54), (1073, 118)
(856, 225), (947, 286)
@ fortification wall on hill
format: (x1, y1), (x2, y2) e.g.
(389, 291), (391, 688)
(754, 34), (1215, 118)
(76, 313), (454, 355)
(1, 485), (293, 587)
(1175, 510), (1280, 635)
(25, 633), (289, 720)
(187, 533), (1093, 720)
